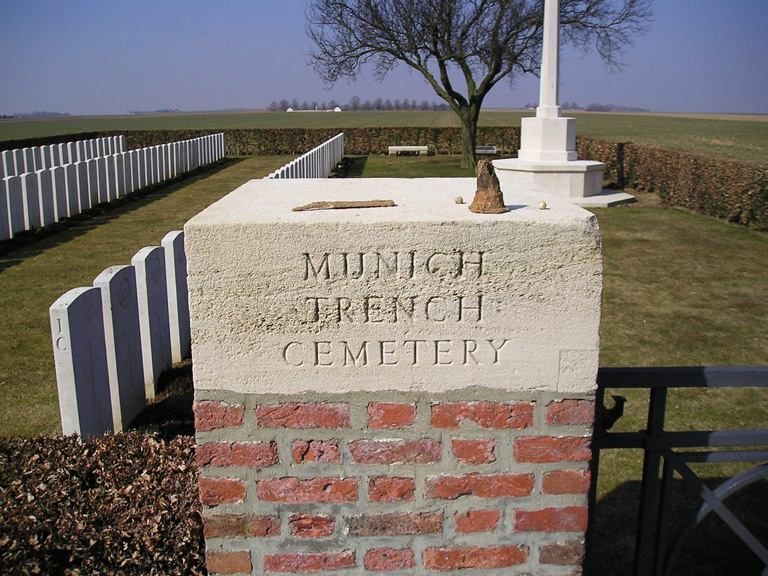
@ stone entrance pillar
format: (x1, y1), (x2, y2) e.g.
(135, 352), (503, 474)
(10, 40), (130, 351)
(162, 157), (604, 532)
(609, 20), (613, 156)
(185, 178), (602, 575)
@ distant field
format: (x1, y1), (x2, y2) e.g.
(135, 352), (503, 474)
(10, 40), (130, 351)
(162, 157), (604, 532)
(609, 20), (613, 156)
(2, 109), (767, 165)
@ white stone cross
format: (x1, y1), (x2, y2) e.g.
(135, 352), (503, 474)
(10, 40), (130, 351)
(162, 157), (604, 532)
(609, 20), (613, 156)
(538, 0), (561, 119)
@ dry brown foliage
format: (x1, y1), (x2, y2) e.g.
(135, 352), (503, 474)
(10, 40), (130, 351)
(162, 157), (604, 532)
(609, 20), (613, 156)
(0, 433), (204, 575)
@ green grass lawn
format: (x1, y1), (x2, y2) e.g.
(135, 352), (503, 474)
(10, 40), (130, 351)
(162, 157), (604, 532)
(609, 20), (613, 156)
(2, 109), (767, 165)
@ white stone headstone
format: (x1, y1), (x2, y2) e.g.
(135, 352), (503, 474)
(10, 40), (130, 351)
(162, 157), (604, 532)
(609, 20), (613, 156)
(36, 169), (56, 227)
(132, 246), (172, 399)
(22, 148), (34, 174)
(166, 144), (176, 179)
(5, 176), (25, 236)
(160, 144), (169, 181)
(114, 153), (126, 198)
(13, 149), (26, 175)
(94, 265), (146, 432)
(153, 146), (162, 184)
(190, 142), (199, 171)
(162, 230), (190, 363)
(50, 287), (114, 437)
(69, 141), (80, 163)
(21, 172), (40, 230)
(31, 147), (43, 172)
(128, 150), (139, 194)
(86, 159), (100, 208)
(0, 178), (9, 240)
(48, 144), (61, 169)
(97, 157), (110, 203)
(1, 150), (14, 177)
(58, 143), (69, 166)
(65, 163), (81, 216)
(76, 161), (90, 211)
(52, 166), (68, 220)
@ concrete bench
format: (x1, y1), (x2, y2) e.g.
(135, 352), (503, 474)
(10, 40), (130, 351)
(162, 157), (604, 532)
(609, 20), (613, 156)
(388, 145), (429, 156)
(476, 145), (498, 155)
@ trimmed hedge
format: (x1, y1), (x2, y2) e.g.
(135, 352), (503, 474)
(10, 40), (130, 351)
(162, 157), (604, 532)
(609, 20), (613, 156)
(4, 128), (766, 230)
(623, 143), (768, 230)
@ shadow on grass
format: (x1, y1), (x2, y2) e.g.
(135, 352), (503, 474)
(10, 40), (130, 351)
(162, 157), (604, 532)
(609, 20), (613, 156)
(128, 359), (195, 440)
(331, 155), (368, 178)
(0, 158), (247, 273)
(587, 476), (768, 576)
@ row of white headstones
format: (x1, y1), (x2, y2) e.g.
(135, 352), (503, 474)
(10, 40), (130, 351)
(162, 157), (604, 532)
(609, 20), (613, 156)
(1, 133), (225, 241)
(48, 132), (344, 438)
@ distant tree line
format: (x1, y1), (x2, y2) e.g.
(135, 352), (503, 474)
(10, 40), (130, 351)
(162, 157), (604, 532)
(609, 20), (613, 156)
(266, 96), (450, 112)
(525, 102), (649, 113)
(9, 111), (72, 118)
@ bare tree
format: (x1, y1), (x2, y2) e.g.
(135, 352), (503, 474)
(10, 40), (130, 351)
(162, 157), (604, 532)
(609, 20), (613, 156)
(307, 0), (652, 167)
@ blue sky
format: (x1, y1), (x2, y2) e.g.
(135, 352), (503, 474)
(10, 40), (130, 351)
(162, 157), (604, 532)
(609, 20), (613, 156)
(1, 0), (766, 115)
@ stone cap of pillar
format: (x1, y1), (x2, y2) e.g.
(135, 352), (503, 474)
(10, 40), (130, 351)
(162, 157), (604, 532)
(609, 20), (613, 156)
(185, 179), (602, 396)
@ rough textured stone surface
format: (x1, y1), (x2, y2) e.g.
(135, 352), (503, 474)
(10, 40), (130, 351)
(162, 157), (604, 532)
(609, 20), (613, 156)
(206, 550), (252, 575)
(198, 476), (247, 506)
(454, 509), (502, 533)
(426, 472), (534, 499)
(546, 399), (595, 426)
(451, 438), (497, 464)
(349, 438), (442, 464)
(291, 439), (341, 464)
(346, 512), (443, 537)
(368, 476), (416, 502)
(193, 401), (244, 432)
(515, 506), (589, 532)
(423, 546), (528, 570)
(256, 402), (350, 429)
(469, 158), (508, 214)
(195, 441), (278, 468)
(257, 477), (358, 503)
(367, 402), (416, 429)
(203, 514), (279, 538)
(364, 548), (415, 571)
(289, 514), (335, 538)
(431, 402), (534, 429)
(514, 436), (592, 463)
(539, 540), (586, 565)
(264, 551), (356, 573)
(542, 469), (591, 494)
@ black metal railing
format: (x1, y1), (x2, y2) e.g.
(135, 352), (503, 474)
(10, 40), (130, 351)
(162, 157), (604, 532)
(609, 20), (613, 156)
(589, 366), (768, 576)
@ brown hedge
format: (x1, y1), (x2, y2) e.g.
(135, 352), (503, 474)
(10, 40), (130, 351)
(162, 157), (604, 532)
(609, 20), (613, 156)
(623, 143), (768, 229)
(0, 433), (204, 575)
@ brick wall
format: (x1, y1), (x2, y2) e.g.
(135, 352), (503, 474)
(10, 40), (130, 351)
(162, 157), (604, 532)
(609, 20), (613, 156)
(194, 391), (594, 575)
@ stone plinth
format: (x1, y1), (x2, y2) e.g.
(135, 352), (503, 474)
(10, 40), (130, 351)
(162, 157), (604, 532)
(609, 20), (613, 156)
(494, 157), (605, 198)
(185, 178), (601, 576)
(517, 116), (577, 163)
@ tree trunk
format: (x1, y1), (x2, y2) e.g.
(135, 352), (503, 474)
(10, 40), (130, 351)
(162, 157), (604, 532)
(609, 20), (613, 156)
(459, 105), (480, 168)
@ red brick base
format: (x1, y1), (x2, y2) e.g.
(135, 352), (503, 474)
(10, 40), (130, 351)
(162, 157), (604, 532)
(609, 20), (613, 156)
(195, 392), (594, 575)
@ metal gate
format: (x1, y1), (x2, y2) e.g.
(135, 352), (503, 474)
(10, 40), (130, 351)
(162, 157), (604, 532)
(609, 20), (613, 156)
(588, 366), (768, 576)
